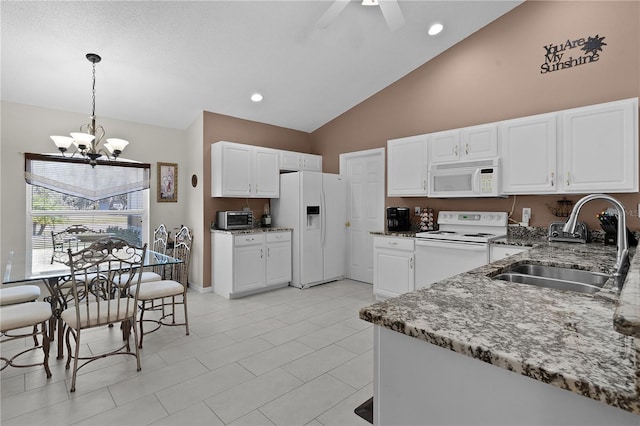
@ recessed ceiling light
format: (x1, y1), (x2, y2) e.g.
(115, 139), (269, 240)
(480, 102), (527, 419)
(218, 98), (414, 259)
(428, 23), (444, 36)
(361, 0), (379, 6)
(251, 93), (263, 102)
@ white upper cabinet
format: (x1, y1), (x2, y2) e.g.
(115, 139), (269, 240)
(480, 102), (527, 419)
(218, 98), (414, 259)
(253, 147), (280, 197)
(561, 98), (638, 193)
(279, 150), (322, 172)
(387, 134), (428, 196)
(211, 141), (280, 198)
(500, 98), (638, 195)
(429, 124), (498, 165)
(428, 129), (460, 164)
(500, 113), (557, 194)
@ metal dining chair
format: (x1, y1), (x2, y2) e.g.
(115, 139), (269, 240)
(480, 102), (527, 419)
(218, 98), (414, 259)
(61, 236), (147, 392)
(0, 284), (43, 346)
(116, 224), (168, 286)
(134, 226), (192, 348)
(0, 286), (52, 378)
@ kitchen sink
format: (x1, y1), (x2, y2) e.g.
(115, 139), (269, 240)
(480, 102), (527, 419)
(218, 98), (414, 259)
(493, 264), (610, 294)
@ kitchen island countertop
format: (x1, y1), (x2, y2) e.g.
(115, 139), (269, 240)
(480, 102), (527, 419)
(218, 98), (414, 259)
(360, 237), (640, 415)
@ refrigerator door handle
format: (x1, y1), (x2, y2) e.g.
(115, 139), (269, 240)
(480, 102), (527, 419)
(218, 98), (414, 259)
(321, 188), (326, 248)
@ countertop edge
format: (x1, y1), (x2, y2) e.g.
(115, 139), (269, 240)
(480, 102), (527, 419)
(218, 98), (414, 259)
(210, 227), (293, 235)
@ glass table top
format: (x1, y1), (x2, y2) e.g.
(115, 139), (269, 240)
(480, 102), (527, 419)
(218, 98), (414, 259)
(3, 248), (182, 284)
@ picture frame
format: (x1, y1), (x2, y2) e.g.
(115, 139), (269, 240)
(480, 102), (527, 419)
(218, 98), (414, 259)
(157, 162), (178, 202)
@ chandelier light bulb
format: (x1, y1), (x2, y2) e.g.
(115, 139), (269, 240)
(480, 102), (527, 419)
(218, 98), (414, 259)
(50, 136), (74, 153)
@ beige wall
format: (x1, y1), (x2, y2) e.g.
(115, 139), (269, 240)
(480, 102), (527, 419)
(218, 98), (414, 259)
(202, 111), (312, 287)
(311, 0), (640, 232)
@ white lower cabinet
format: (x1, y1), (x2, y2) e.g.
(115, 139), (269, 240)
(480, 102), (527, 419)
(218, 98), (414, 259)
(373, 236), (415, 300)
(212, 230), (291, 298)
(490, 244), (529, 262)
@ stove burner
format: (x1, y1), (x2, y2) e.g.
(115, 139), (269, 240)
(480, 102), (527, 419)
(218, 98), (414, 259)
(463, 233), (494, 237)
(433, 231), (457, 235)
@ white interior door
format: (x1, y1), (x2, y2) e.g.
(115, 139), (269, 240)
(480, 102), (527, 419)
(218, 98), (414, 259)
(340, 148), (385, 284)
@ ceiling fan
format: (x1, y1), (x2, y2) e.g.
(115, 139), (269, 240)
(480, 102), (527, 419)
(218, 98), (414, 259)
(317, 0), (406, 32)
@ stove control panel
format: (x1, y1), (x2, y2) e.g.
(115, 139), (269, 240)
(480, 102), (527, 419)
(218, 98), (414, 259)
(437, 211), (508, 226)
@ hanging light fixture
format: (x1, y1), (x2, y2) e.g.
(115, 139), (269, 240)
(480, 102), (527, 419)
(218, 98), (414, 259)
(50, 53), (130, 167)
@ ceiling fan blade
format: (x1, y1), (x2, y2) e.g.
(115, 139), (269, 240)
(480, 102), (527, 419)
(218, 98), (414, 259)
(378, 0), (405, 32)
(316, 0), (350, 29)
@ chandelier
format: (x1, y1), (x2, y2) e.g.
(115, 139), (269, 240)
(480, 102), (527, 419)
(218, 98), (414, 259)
(50, 53), (130, 167)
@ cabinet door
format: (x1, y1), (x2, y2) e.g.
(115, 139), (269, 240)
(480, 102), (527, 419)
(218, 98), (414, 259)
(234, 242), (265, 292)
(462, 123), (498, 160)
(374, 249), (414, 299)
(266, 240), (292, 285)
(562, 98), (638, 193)
(254, 148), (280, 198)
(387, 135), (428, 196)
(212, 142), (252, 197)
(429, 129), (460, 164)
(279, 150), (301, 171)
(500, 114), (557, 194)
(301, 154), (322, 171)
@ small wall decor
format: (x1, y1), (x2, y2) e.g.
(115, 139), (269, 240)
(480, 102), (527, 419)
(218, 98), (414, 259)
(540, 34), (606, 74)
(157, 162), (178, 202)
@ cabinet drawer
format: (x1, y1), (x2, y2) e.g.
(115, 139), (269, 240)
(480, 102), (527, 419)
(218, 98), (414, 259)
(266, 232), (291, 243)
(374, 236), (415, 251)
(234, 234), (265, 247)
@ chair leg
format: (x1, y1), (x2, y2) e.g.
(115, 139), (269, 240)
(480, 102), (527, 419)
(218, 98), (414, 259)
(183, 293), (190, 336)
(41, 321), (52, 378)
(69, 328), (80, 393)
(138, 302), (146, 348)
(131, 317), (142, 372)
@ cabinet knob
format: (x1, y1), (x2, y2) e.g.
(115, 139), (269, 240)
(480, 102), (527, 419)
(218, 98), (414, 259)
(566, 172), (570, 186)
(465, 143), (469, 155)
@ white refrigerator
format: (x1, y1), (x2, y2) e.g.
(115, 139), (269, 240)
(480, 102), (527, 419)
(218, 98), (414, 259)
(271, 171), (346, 288)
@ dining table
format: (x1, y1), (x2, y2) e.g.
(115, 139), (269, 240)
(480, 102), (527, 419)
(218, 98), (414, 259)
(3, 246), (183, 359)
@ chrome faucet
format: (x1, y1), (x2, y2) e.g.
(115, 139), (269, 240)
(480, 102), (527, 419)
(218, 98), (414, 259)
(562, 194), (629, 290)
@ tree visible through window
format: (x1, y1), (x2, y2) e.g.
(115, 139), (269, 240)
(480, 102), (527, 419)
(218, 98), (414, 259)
(27, 185), (148, 273)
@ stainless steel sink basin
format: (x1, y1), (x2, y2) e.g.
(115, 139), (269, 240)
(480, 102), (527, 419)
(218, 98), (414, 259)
(493, 264), (610, 294)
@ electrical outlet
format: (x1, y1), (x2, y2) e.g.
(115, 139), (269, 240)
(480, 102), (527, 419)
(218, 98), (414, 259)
(522, 208), (531, 222)
(415, 207), (421, 216)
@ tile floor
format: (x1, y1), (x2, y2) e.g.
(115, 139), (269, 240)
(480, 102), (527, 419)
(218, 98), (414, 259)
(1, 280), (376, 425)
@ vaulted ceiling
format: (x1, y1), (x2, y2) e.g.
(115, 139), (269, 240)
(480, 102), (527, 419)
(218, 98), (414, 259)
(1, 1), (522, 132)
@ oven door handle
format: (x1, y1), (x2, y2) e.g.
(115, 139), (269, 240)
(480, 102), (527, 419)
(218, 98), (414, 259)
(415, 239), (487, 251)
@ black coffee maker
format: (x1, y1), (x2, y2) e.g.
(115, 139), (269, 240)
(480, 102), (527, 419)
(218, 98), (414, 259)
(387, 207), (411, 232)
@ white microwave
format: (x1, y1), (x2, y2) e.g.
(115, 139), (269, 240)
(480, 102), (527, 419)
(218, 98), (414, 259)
(428, 158), (501, 198)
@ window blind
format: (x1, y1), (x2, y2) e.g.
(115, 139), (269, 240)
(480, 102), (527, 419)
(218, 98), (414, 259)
(25, 153), (151, 201)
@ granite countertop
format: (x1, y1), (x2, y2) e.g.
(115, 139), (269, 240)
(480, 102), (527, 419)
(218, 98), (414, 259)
(360, 235), (640, 415)
(210, 227), (292, 235)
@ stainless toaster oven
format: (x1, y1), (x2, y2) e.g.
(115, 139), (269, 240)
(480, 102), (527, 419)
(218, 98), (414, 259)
(216, 211), (254, 230)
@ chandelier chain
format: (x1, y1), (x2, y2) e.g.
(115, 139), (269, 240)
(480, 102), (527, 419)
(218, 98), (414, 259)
(91, 61), (96, 120)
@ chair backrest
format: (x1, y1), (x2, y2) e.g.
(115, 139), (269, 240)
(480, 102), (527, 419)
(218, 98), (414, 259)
(152, 224), (168, 254)
(171, 226), (192, 286)
(52, 225), (99, 247)
(67, 237), (147, 328)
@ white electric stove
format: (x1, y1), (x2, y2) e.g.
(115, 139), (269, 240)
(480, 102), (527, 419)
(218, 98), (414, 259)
(415, 211), (508, 289)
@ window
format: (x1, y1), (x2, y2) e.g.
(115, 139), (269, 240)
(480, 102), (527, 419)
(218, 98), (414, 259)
(26, 185), (149, 274)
